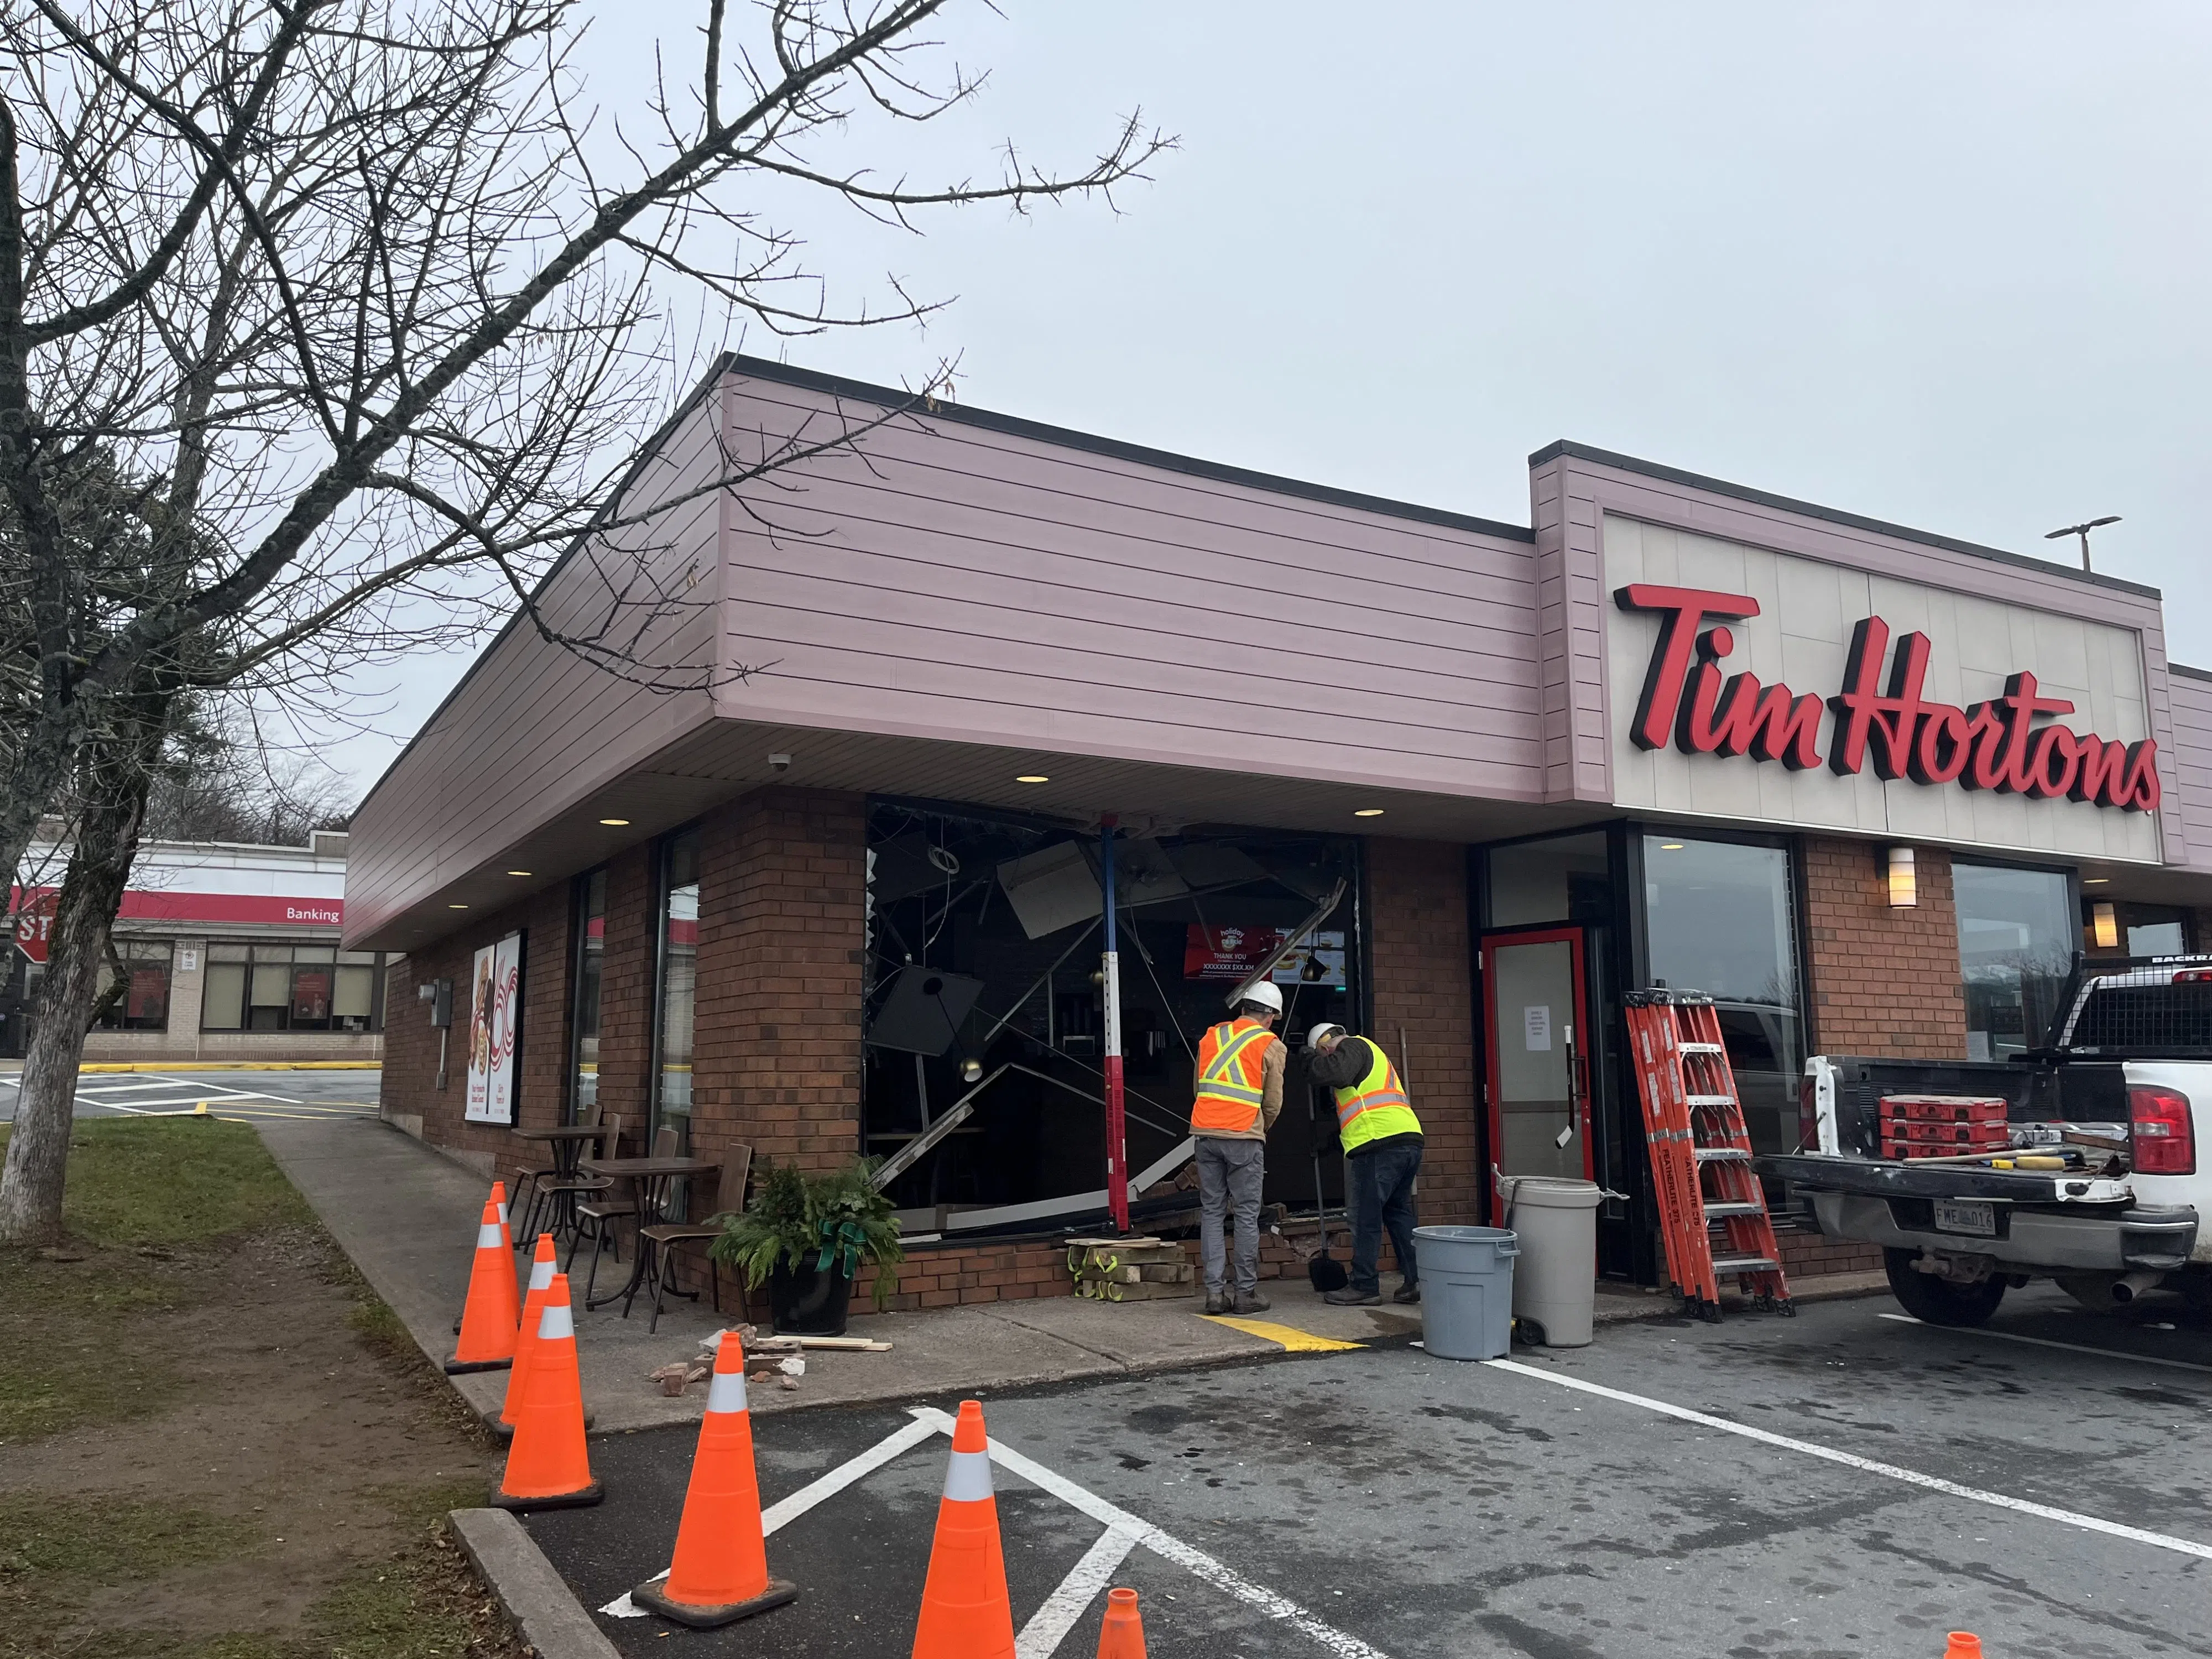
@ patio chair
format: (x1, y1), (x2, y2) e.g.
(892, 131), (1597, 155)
(532, 1113), (622, 1246)
(568, 1123), (679, 1304)
(630, 1144), (754, 1333)
(511, 1103), (602, 1240)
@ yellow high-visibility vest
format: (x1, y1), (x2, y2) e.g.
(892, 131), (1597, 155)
(1334, 1041), (1422, 1154)
(1191, 1018), (1276, 1135)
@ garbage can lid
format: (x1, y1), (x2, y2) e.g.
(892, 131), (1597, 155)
(1503, 1176), (1605, 1208)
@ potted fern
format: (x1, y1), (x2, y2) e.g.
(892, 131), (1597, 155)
(710, 1159), (905, 1335)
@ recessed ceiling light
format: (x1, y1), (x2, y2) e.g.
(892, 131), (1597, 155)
(507, 870), (533, 877)
(1353, 808), (1385, 818)
(2083, 877), (2110, 885)
(448, 902), (469, 910)
(1014, 775), (1049, 785)
(1660, 842), (1685, 851)
(599, 817), (630, 826)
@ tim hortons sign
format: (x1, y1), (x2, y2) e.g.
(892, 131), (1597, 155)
(1615, 585), (2161, 813)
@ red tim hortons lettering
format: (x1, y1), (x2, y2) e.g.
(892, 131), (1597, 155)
(1614, 585), (1762, 752)
(1674, 627), (1823, 768)
(2069, 734), (2132, 807)
(1993, 672), (2077, 795)
(1827, 618), (1939, 780)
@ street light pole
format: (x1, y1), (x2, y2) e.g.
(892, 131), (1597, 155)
(2045, 515), (2121, 573)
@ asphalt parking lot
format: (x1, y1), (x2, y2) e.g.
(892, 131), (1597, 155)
(520, 1283), (2211, 1658)
(0, 1066), (382, 1123)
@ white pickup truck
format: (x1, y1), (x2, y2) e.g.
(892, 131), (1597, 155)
(1756, 956), (2210, 1327)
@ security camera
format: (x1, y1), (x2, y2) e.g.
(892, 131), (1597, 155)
(768, 752), (792, 771)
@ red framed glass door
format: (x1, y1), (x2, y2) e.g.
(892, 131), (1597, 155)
(1481, 926), (1594, 1192)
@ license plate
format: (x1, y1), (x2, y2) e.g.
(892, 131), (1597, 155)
(1934, 1199), (1997, 1237)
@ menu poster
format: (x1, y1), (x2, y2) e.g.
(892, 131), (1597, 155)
(463, 931), (524, 1124)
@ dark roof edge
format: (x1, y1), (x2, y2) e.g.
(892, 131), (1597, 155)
(730, 354), (1536, 544)
(352, 352), (738, 819)
(2173, 662), (2212, 684)
(1531, 439), (2162, 602)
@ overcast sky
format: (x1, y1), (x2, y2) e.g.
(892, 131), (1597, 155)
(322, 1), (2212, 797)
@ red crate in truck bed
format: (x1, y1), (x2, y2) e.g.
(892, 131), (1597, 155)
(1884, 1118), (2010, 1146)
(1879, 1094), (2008, 1124)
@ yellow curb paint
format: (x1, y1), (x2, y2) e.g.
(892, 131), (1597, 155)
(74, 1061), (382, 1073)
(1199, 1314), (1364, 1353)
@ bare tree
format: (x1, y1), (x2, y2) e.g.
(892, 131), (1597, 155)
(0, 0), (1168, 1245)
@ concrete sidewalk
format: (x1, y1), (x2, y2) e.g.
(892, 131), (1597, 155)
(254, 1114), (1430, 1434)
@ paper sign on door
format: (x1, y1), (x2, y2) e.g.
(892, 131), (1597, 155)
(1523, 1005), (1552, 1051)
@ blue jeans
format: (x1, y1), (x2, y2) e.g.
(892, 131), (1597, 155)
(1348, 1141), (1422, 1295)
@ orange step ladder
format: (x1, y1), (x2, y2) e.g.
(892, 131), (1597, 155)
(1625, 989), (1793, 1322)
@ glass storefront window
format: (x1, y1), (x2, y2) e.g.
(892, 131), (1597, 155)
(571, 869), (606, 1121)
(1487, 831), (1611, 927)
(95, 941), (174, 1031)
(654, 831), (700, 1140)
(1956, 863), (2073, 1060)
(201, 943), (384, 1032)
(1642, 834), (1803, 1153)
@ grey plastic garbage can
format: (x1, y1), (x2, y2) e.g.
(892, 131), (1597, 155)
(1500, 1176), (1602, 1348)
(1412, 1225), (1517, 1360)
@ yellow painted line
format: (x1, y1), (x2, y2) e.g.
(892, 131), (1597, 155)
(1199, 1314), (1364, 1353)
(77, 1061), (382, 1072)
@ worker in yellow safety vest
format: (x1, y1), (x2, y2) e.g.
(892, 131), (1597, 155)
(1306, 1023), (1425, 1306)
(1190, 979), (1287, 1316)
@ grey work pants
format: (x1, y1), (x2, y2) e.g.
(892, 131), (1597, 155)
(1196, 1136), (1266, 1297)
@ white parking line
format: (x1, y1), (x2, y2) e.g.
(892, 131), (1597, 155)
(1016, 1525), (1142, 1659)
(75, 1080), (196, 1095)
(1877, 1312), (2212, 1376)
(1484, 1357), (2212, 1562)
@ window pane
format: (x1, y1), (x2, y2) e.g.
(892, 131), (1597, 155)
(1643, 834), (1803, 1153)
(209, 942), (250, 963)
(293, 946), (336, 964)
(656, 832), (700, 1136)
(202, 963), (246, 1030)
(249, 963), (291, 1007)
(1488, 832), (1611, 927)
(572, 869), (606, 1121)
(1955, 863), (2073, 1060)
(291, 964), (333, 1027)
(2128, 921), (2186, 956)
(333, 965), (374, 1020)
(337, 950), (377, 965)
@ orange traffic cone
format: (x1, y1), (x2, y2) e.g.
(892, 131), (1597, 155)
(1944, 1637), (1984, 1659)
(497, 1235), (559, 1436)
(456, 1181), (518, 1337)
(490, 1272), (603, 1510)
(911, 1399), (1015, 1659)
(1096, 1587), (1146, 1656)
(631, 1330), (799, 1627)
(446, 1197), (520, 1373)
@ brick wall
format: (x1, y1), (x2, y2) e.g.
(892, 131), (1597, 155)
(1801, 837), (1966, 1059)
(1365, 837), (1480, 1224)
(1776, 1227), (1882, 1280)
(378, 879), (580, 1177)
(690, 786), (866, 1177)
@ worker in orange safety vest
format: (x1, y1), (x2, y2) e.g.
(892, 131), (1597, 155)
(1189, 979), (1287, 1316)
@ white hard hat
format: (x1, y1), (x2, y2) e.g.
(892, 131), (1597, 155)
(1305, 1022), (1347, 1053)
(1233, 980), (1284, 1015)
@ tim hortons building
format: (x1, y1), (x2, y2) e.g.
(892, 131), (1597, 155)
(345, 356), (2212, 1307)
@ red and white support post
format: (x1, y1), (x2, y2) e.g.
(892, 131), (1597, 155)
(1099, 814), (1129, 1233)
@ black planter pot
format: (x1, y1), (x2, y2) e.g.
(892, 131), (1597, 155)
(768, 1258), (854, 1335)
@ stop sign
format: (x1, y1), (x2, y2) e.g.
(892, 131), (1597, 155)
(10, 889), (55, 964)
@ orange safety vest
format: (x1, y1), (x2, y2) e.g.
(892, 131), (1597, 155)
(1191, 1018), (1277, 1135)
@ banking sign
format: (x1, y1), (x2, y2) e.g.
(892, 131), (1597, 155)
(1601, 517), (2162, 864)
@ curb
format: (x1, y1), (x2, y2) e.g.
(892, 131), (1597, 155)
(448, 1508), (621, 1659)
(76, 1060), (383, 1072)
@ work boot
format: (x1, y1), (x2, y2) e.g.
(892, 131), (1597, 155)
(1203, 1290), (1230, 1316)
(1393, 1282), (1421, 1305)
(1324, 1286), (1381, 1306)
(1232, 1291), (1271, 1314)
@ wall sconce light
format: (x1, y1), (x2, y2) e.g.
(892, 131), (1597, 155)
(1886, 846), (1917, 908)
(2091, 900), (2120, 950)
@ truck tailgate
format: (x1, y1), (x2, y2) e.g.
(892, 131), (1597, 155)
(1756, 1152), (2133, 1206)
